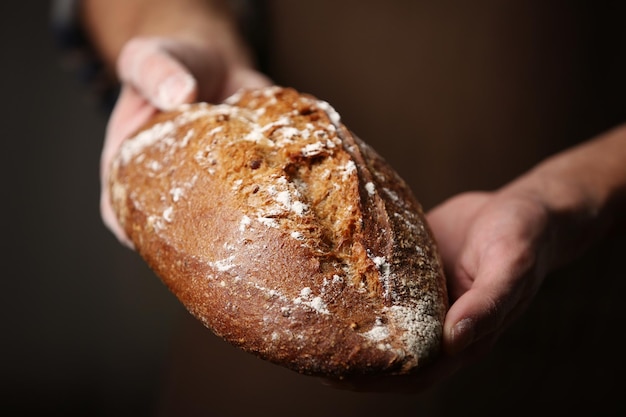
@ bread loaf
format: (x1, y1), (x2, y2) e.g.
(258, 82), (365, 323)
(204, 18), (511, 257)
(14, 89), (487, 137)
(109, 86), (448, 377)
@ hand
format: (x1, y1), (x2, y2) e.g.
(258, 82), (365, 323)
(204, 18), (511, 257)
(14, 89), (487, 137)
(428, 189), (550, 355)
(99, 36), (271, 246)
(332, 188), (552, 393)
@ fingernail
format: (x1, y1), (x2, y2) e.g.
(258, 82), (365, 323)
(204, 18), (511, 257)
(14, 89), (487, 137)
(156, 73), (195, 109)
(450, 318), (475, 355)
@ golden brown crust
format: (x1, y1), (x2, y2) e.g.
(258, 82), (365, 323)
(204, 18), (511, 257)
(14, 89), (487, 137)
(109, 86), (448, 377)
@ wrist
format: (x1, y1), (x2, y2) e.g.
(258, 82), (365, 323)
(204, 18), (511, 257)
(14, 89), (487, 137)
(504, 126), (626, 270)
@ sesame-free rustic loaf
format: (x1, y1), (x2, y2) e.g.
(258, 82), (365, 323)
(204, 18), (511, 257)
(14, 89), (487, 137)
(109, 86), (448, 377)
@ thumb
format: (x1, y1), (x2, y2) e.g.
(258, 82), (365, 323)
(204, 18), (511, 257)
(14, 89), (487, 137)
(117, 37), (198, 110)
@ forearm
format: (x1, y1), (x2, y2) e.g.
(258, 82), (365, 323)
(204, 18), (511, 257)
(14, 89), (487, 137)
(80, 0), (254, 74)
(506, 124), (626, 270)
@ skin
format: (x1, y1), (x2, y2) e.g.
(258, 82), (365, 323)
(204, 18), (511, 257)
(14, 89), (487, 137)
(82, 0), (626, 393)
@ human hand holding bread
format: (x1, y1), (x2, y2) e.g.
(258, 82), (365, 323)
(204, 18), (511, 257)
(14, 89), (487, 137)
(87, 0), (626, 394)
(100, 75), (536, 388)
(99, 35), (270, 246)
(87, 0), (499, 390)
(91, 6), (451, 379)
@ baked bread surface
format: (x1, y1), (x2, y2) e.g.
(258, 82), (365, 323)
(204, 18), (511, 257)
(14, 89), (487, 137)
(109, 86), (448, 377)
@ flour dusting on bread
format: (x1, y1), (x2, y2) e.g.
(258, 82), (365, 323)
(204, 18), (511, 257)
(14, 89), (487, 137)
(109, 86), (448, 377)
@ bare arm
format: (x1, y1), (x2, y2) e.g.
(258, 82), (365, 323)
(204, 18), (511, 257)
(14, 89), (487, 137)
(515, 125), (626, 267)
(80, 0), (255, 75)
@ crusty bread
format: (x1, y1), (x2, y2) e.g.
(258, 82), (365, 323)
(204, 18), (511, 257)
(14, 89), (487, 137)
(109, 86), (448, 377)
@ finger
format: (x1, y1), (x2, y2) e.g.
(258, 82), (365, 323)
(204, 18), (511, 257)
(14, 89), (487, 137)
(444, 288), (500, 356)
(117, 37), (197, 110)
(443, 238), (535, 356)
(100, 85), (156, 247)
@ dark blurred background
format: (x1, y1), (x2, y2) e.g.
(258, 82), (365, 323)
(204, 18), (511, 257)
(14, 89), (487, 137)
(2, 1), (182, 415)
(2, 1), (626, 416)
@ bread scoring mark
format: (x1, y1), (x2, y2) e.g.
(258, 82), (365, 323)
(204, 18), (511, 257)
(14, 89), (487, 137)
(368, 251), (392, 299)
